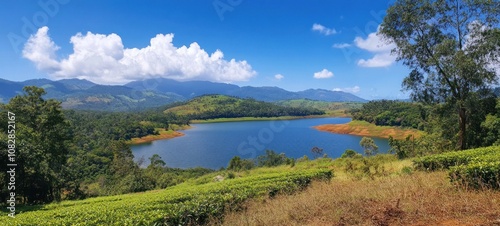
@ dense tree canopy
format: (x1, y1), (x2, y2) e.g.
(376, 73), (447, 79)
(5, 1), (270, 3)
(351, 100), (429, 130)
(380, 0), (500, 149)
(0, 87), (72, 203)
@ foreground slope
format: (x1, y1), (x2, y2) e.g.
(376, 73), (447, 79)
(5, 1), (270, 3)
(0, 164), (331, 225)
(222, 149), (500, 225)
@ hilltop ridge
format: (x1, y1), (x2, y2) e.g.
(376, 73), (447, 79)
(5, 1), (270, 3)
(0, 78), (366, 111)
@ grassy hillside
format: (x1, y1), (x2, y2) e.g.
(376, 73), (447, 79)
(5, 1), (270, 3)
(221, 149), (500, 225)
(222, 171), (500, 225)
(164, 95), (325, 119)
(0, 163), (332, 225)
(276, 99), (363, 116)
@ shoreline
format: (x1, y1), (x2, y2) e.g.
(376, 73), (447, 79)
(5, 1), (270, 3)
(314, 120), (423, 140)
(127, 126), (191, 145)
(191, 114), (337, 124)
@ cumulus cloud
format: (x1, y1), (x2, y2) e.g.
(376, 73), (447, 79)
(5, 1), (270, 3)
(333, 86), (360, 93)
(22, 27), (256, 84)
(23, 26), (60, 72)
(332, 43), (351, 49)
(312, 23), (337, 36)
(357, 52), (396, 68)
(313, 69), (334, 79)
(354, 26), (396, 68)
(274, 74), (284, 80)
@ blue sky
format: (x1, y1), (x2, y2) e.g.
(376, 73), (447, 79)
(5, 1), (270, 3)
(0, 0), (410, 100)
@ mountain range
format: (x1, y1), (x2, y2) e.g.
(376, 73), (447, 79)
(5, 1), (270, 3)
(0, 78), (367, 111)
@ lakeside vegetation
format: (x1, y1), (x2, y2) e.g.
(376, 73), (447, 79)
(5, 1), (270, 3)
(191, 115), (329, 123)
(276, 99), (363, 117)
(126, 127), (189, 145)
(315, 120), (424, 140)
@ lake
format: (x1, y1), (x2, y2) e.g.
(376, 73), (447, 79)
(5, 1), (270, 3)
(131, 117), (390, 169)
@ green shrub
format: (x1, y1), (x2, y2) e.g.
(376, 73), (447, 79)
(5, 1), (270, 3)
(449, 161), (500, 189)
(401, 166), (413, 175)
(341, 149), (358, 158)
(413, 146), (500, 171)
(413, 146), (500, 190)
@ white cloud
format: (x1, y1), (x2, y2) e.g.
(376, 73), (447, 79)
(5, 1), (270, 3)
(357, 52), (395, 68)
(354, 32), (394, 52)
(333, 86), (360, 93)
(354, 26), (397, 68)
(312, 23), (337, 36)
(22, 26), (60, 72)
(313, 69), (334, 79)
(23, 27), (256, 84)
(332, 43), (351, 49)
(274, 74), (284, 80)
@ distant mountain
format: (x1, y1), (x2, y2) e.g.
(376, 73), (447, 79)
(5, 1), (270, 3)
(0, 79), (184, 111)
(0, 77), (367, 111)
(0, 78), (24, 102)
(297, 89), (366, 102)
(125, 78), (367, 103)
(494, 87), (500, 97)
(125, 79), (240, 98)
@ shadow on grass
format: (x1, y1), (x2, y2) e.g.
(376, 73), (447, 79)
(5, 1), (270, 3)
(0, 204), (45, 214)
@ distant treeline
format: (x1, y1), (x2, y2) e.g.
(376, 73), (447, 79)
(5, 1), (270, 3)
(354, 98), (500, 157)
(351, 100), (429, 130)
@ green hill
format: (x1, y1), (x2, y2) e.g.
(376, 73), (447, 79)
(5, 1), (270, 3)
(165, 95), (325, 120)
(276, 99), (363, 116)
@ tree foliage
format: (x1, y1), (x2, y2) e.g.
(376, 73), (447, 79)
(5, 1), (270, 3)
(227, 156), (254, 171)
(380, 0), (500, 149)
(311, 146), (324, 159)
(0, 87), (72, 203)
(360, 137), (379, 156)
(351, 100), (429, 129)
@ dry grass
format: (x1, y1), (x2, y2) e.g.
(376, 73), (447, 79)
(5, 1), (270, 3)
(219, 171), (500, 226)
(127, 128), (185, 145)
(314, 120), (424, 140)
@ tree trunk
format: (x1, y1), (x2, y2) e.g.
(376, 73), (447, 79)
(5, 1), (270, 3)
(458, 107), (467, 150)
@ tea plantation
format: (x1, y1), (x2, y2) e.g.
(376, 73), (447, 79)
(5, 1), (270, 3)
(0, 167), (332, 225)
(414, 146), (500, 189)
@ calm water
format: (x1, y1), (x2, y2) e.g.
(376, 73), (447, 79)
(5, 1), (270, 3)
(132, 118), (390, 169)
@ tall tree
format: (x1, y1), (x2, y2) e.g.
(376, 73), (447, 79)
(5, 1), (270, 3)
(380, 0), (500, 149)
(0, 86), (72, 203)
(360, 137), (379, 156)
